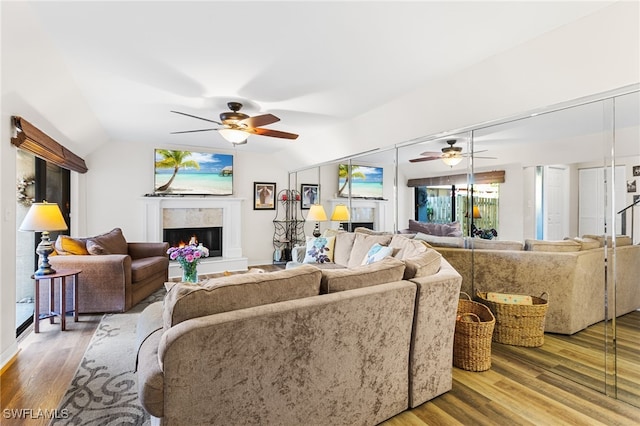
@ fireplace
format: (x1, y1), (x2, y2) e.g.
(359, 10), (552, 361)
(163, 227), (222, 258)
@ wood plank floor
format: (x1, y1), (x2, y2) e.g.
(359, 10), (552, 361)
(2, 291), (640, 425)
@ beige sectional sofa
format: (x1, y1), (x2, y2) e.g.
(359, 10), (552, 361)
(418, 233), (640, 335)
(136, 232), (462, 425)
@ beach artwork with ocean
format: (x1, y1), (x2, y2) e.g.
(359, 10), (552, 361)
(339, 165), (384, 198)
(154, 151), (233, 195)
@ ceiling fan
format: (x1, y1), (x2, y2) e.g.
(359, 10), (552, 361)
(170, 102), (299, 145)
(409, 139), (494, 166)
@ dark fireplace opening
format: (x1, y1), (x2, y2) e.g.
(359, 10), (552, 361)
(341, 222), (374, 232)
(163, 227), (222, 258)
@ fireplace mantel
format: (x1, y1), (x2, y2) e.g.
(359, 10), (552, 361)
(143, 197), (248, 276)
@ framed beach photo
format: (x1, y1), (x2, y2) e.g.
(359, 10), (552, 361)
(254, 182), (276, 210)
(300, 184), (319, 209)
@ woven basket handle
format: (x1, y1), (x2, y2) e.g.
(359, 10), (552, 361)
(459, 291), (472, 301)
(458, 312), (481, 323)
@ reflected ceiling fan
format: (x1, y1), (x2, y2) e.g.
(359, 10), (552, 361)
(170, 102), (299, 145)
(409, 139), (495, 166)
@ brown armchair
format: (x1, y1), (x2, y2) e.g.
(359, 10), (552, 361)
(46, 228), (169, 313)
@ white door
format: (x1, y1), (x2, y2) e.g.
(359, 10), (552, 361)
(579, 166), (626, 236)
(543, 166), (569, 240)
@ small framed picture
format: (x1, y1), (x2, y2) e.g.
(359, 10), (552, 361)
(633, 165), (640, 177)
(254, 182), (276, 210)
(634, 195), (640, 204)
(300, 184), (319, 210)
(628, 180), (637, 193)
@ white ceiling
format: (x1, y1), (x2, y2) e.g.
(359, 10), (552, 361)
(3, 1), (618, 159)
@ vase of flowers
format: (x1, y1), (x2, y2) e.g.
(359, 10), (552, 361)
(167, 243), (209, 283)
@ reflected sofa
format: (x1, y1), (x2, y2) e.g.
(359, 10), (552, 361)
(420, 234), (640, 335)
(136, 233), (462, 425)
(46, 228), (169, 313)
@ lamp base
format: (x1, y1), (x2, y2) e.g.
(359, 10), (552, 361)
(34, 231), (56, 276)
(313, 223), (321, 238)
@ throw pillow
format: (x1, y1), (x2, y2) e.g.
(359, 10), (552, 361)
(361, 243), (393, 265)
(55, 235), (89, 255)
(303, 236), (336, 264)
(86, 228), (128, 255)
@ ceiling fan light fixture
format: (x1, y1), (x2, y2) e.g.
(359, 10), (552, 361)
(219, 128), (249, 144)
(441, 155), (463, 166)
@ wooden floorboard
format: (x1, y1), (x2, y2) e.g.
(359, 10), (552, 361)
(2, 279), (640, 425)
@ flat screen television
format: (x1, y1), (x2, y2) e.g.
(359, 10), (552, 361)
(154, 149), (233, 195)
(338, 164), (383, 199)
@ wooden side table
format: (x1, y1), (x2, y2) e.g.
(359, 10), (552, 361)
(32, 269), (81, 333)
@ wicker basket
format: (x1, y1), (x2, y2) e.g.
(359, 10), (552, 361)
(476, 291), (548, 347)
(453, 293), (496, 372)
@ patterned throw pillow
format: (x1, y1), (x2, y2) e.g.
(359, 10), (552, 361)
(303, 236), (336, 264)
(361, 243), (393, 265)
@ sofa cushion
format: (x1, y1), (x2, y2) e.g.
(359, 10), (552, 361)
(131, 256), (170, 282)
(163, 265), (322, 329)
(347, 233), (393, 268)
(361, 243), (394, 265)
(571, 237), (601, 251)
(353, 227), (391, 236)
(403, 249), (442, 280)
(320, 256), (405, 294)
(413, 233), (465, 248)
(467, 239), (524, 251)
(333, 231), (357, 266)
(389, 234), (427, 259)
(302, 236), (336, 264)
(408, 219), (462, 237)
(582, 234), (632, 248)
(524, 239), (581, 252)
(54, 235), (89, 255)
(86, 228), (129, 255)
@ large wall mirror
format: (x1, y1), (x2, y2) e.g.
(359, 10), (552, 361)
(290, 85), (639, 407)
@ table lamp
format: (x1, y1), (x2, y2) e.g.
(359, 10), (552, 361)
(19, 201), (68, 276)
(306, 204), (327, 237)
(330, 204), (350, 230)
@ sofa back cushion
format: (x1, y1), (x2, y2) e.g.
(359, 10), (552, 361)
(413, 233), (465, 248)
(403, 249), (442, 280)
(582, 234), (633, 248)
(86, 228), (129, 255)
(524, 239), (581, 252)
(163, 265), (322, 329)
(347, 233), (393, 268)
(467, 239), (524, 251)
(333, 231), (357, 266)
(320, 256), (405, 294)
(408, 220), (462, 237)
(389, 234), (426, 259)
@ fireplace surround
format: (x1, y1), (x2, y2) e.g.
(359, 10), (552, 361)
(143, 197), (248, 277)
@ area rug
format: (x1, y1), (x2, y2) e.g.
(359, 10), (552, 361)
(51, 289), (165, 426)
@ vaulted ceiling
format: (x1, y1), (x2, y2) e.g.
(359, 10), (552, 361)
(1, 1), (620, 166)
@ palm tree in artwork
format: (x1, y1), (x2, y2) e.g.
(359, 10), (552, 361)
(155, 150), (200, 191)
(338, 164), (365, 197)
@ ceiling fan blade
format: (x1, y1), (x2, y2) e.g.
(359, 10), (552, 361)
(418, 151), (443, 157)
(247, 127), (299, 140)
(409, 156), (441, 163)
(241, 113), (280, 128)
(170, 128), (220, 134)
(171, 110), (222, 125)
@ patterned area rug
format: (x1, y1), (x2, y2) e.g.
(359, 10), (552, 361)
(51, 289), (165, 426)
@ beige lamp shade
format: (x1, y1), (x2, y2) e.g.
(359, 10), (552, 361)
(306, 204), (328, 222)
(472, 205), (482, 219)
(331, 204), (350, 221)
(19, 201), (68, 232)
